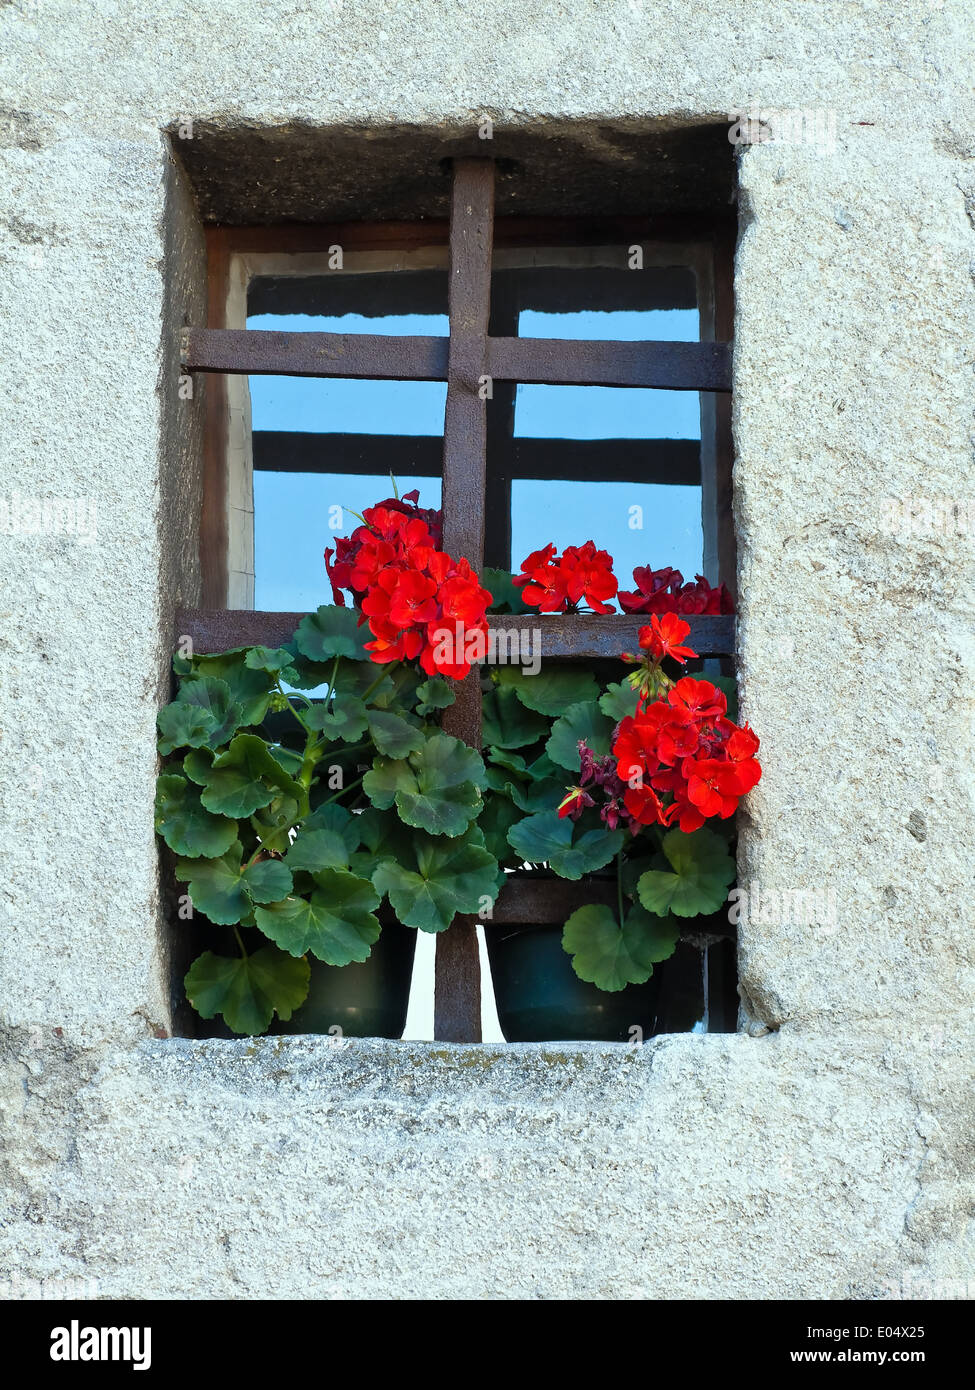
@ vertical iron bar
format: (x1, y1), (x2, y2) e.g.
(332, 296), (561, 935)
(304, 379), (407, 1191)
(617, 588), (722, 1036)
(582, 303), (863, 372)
(436, 158), (496, 1043)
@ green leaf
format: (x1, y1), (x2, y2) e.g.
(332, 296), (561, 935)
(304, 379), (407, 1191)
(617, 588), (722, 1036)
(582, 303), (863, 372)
(482, 567), (532, 615)
(599, 681), (641, 724)
(562, 903), (679, 992)
(305, 695), (369, 742)
(250, 792), (300, 854)
(240, 858), (293, 905)
(482, 687), (550, 749)
(353, 806), (415, 867)
(505, 752), (566, 814)
(496, 665), (600, 717)
(372, 829), (500, 933)
(158, 677), (242, 754)
(486, 746), (531, 778)
(367, 709), (425, 758)
(363, 732), (486, 836)
(198, 733), (306, 819)
(191, 655), (274, 728)
(636, 826), (737, 918)
(294, 605), (369, 662)
(254, 869), (380, 963)
(285, 827), (353, 873)
(415, 677), (456, 716)
(244, 645), (295, 675)
(546, 701), (616, 772)
(182, 747), (215, 785)
(175, 846), (248, 924)
(174, 840), (291, 923)
(154, 774), (238, 859)
(506, 811), (623, 880)
(477, 794), (524, 867)
(185, 947), (310, 1035)
(301, 801), (362, 850)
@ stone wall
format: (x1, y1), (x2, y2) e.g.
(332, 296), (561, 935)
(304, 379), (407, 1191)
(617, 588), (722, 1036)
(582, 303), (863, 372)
(0, 0), (972, 1299)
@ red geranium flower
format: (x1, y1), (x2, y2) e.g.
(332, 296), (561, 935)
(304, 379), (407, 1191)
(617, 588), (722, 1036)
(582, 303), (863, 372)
(513, 540), (618, 614)
(638, 613), (698, 664)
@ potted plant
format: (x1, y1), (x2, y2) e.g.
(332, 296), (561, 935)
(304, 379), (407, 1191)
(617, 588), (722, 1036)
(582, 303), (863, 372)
(155, 490), (500, 1037)
(481, 546), (760, 1042)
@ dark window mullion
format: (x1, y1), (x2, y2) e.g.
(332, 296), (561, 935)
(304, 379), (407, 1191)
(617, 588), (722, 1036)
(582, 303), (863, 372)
(436, 157), (496, 1045)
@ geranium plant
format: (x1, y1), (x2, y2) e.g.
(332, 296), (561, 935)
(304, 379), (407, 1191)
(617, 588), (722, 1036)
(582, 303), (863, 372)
(155, 484), (761, 1035)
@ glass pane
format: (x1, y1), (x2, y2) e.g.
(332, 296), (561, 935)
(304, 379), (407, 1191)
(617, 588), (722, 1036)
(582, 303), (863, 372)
(509, 479), (702, 588)
(248, 306), (447, 613)
(249, 312), (448, 436)
(254, 471), (442, 613)
(515, 308), (700, 440)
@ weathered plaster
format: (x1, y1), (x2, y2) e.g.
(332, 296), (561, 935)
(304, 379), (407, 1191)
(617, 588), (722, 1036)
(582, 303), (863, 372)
(0, 0), (973, 1299)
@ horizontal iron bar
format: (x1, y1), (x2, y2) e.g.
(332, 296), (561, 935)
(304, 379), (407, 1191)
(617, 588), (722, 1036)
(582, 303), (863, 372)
(486, 336), (733, 391)
(252, 431), (702, 485)
(183, 328), (732, 391)
(175, 609), (735, 658)
(182, 328), (449, 380)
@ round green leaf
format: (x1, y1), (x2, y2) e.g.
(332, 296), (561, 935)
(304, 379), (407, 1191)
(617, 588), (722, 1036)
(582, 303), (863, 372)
(363, 732), (486, 836)
(285, 827), (352, 873)
(175, 846), (248, 925)
(637, 826), (736, 917)
(244, 645), (295, 675)
(482, 687), (550, 749)
(496, 666), (600, 717)
(185, 946), (310, 1035)
(482, 567), (532, 615)
(154, 774), (238, 859)
(305, 696), (369, 743)
(198, 733), (306, 819)
(562, 902), (679, 992)
(415, 677), (456, 715)
(294, 605), (369, 662)
(191, 654), (274, 728)
(240, 858), (293, 905)
(367, 709), (425, 758)
(158, 676), (242, 755)
(546, 701), (616, 772)
(254, 869), (381, 964)
(598, 681), (641, 724)
(506, 810), (623, 880)
(372, 829), (500, 933)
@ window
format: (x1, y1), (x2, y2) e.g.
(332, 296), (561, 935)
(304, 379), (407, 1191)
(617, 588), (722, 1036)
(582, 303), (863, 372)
(181, 157), (737, 1042)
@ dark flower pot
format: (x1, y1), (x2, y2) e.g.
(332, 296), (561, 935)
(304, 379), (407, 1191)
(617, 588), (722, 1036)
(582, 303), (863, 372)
(486, 922), (662, 1043)
(271, 923), (417, 1039)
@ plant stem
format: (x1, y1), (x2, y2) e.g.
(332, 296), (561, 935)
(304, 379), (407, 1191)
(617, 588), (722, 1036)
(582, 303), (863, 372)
(360, 662), (398, 706)
(233, 925), (248, 959)
(320, 772), (365, 808)
(617, 849), (625, 930)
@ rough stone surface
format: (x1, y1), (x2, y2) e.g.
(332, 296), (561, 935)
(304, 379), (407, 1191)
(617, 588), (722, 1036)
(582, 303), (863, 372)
(1, 1), (973, 1299)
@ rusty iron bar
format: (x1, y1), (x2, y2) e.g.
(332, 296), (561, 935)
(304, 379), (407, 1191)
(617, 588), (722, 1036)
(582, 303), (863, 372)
(175, 609), (736, 659)
(486, 336), (732, 391)
(433, 157), (498, 1044)
(183, 326), (731, 391)
(182, 327), (449, 381)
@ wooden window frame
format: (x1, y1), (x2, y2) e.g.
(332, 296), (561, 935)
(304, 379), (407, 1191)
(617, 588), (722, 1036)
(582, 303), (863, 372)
(179, 157), (737, 1043)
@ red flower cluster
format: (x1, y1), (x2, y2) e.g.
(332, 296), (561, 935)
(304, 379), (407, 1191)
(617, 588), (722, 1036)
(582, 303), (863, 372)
(613, 678), (761, 832)
(329, 500), (491, 681)
(513, 541), (618, 614)
(324, 490), (443, 607)
(618, 565), (734, 616)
